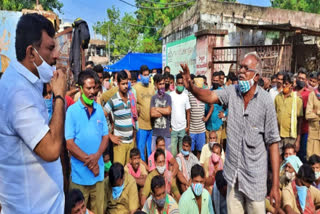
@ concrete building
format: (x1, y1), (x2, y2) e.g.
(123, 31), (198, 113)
(162, 0), (320, 83)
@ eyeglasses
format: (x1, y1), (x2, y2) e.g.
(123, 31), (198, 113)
(239, 65), (258, 73)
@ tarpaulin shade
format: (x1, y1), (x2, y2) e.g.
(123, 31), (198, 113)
(104, 53), (162, 72)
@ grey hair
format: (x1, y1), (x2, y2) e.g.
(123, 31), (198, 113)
(244, 51), (262, 75)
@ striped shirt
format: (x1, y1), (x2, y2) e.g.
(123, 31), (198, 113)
(188, 92), (206, 133)
(215, 85), (280, 201)
(104, 92), (133, 143)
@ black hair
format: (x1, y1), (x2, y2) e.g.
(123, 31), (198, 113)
(131, 72), (138, 81)
(65, 189), (85, 214)
(15, 13), (55, 62)
(226, 72), (237, 81)
(283, 73), (293, 84)
(191, 164), (205, 179)
(156, 136), (165, 145)
(277, 72), (285, 78)
(298, 67), (307, 77)
(154, 74), (165, 84)
(297, 164), (315, 184)
(140, 65), (149, 74)
(201, 75), (207, 81)
(164, 66), (170, 71)
(309, 71), (318, 79)
(213, 143), (222, 154)
(215, 170), (227, 190)
(163, 72), (170, 80)
(271, 74), (277, 81)
(169, 74), (175, 81)
(258, 78), (265, 87)
(176, 73), (183, 81)
(182, 135), (192, 146)
(190, 74), (195, 80)
(85, 61), (94, 67)
(117, 70), (128, 83)
(154, 148), (165, 162)
(219, 71), (225, 77)
(109, 162), (124, 187)
(0, 72), (2, 79)
(151, 175), (165, 193)
(212, 72), (220, 77)
(103, 72), (111, 79)
(130, 148), (141, 159)
(78, 70), (96, 87)
(317, 72), (320, 78)
(93, 64), (103, 74)
(134, 211), (147, 214)
(283, 143), (295, 152)
(308, 155), (320, 166)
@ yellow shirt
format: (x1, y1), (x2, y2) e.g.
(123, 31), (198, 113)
(104, 172), (139, 214)
(133, 82), (155, 130)
(274, 92), (303, 138)
(282, 182), (320, 213)
(306, 91), (320, 140)
(142, 170), (179, 199)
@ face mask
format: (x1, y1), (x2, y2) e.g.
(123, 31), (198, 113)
(156, 165), (166, 175)
(153, 195), (166, 208)
(169, 84), (175, 91)
(211, 153), (221, 163)
(158, 88), (165, 96)
(80, 86), (94, 105)
(283, 86), (291, 94)
(176, 85), (184, 93)
(296, 184), (308, 212)
(192, 182), (204, 196)
(209, 141), (216, 150)
(238, 74), (255, 94)
(296, 80), (306, 89)
(104, 161), (112, 172)
(315, 171), (320, 180)
(112, 183), (124, 200)
(165, 83), (170, 90)
(285, 171), (295, 181)
(33, 48), (55, 83)
(128, 81), (132, 90)
(181, 149), (190, 156)
(212, 83), (220, 90)
(141, 75), (149, 86)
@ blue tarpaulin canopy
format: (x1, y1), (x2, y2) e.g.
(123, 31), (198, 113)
(104, 53), (162, 72)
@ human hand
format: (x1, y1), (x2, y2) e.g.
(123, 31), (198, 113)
(269, 185), (280, 214)
(180, 64), (192, 91)
(84, 153), (100, 170)
(90, 163), (100, 177)
(110, 134), (122, 145)
(185, 127), (189, 134)
(51, 68), (67, 97)
(218, 111), (225, 119)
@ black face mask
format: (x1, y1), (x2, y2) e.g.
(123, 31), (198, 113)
(296, 80), (306, 89)
(211, 83), (220, 90)
(165, 83), (170, 90)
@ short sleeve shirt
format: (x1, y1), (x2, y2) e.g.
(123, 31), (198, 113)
(148, 150), (173, 172)
(188, 92), (206, 133)
(170, 90), (191, 131)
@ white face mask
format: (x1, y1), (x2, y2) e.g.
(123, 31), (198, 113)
(156, 165), (166, 175)
(315, 171), (320, 180)
(33, 48), (55, 83)
(285, 171), (295, 181)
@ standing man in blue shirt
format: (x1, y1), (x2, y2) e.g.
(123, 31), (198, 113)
(65, 70), (109, 214)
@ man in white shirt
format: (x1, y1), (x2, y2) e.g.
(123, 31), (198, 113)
(170, 73), (191, 157)
(0, 14), (66, 213)
(269, 72), (284, 102)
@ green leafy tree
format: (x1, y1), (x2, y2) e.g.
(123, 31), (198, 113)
(94, 6), (141, 62)
(271, 0), (320, 14)
(0, 0), (63, 12)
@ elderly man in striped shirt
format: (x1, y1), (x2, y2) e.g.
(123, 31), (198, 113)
(180, 52), (281, 214)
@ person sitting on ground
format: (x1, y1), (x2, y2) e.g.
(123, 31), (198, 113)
(142, 175), (179, 214)
(203, 143), (224, 194)
(309, 154), (320, 190)
(280, 155), (303, 188)
(280, 143), (297, 177)
(179, 164), (214, 214)
(282, 164), (320, 214)
(65, 189), (94, 214)
(176, 135), (199, 192)
(104, 163), (139, 214)
(199, 130), (225, 165)
(124, 148), (149, 200)
(141, 149), (180, 207)
(212, 170), (227, 214)
(148, 136), (179, 177)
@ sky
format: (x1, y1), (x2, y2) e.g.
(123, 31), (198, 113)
(56, 0), (271, 37)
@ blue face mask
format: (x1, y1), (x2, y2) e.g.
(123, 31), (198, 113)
(192, 182), (204, 196)
(238, 74), (256, 94)
(112, 183), (124, 200)
(140, 75), (149, 86)
(128, 81), (132, 90)
(44, 95), (53, 121)
(296, 184), (308, 212)
(181, 149), (190, 156)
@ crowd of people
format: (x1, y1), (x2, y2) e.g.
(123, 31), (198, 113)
(0, 13), (320, 214)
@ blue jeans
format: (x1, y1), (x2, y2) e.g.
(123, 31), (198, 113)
(171, 129), (186, 157)
(190, 132), (206, 151)
(137, 129), (153, 162)
(297, 133), (308, 163)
